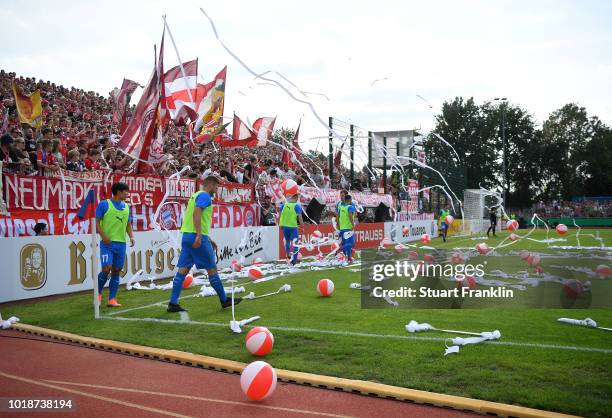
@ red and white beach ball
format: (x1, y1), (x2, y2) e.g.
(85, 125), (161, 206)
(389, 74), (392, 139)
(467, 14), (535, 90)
(408, 250), (419, 260)
(317, 279), (334, 297)
(245, 327), (274, 356)
(240, 361), (277, 401)
(595, 264), (612, 278)
(232, 260), (243, 272)
(253, 257), (263, 265)
(281, 179), (298, 196)
(182, 274), (193, 289)
(528, 254), (541, 267)
(563, 280), (584, 299)
(476, 243), (490, 255)
(445, 215), (454, 225)
(423, 254), (435, 264)
(556, 224), (568, 235)
(457, 275), (476, 289)
(394, 244), (404, 253)
(451, 252), (464, 264)
(248, 267), (263, 281)
(506, 220), (519, 231)
(421, 234), (431, 244)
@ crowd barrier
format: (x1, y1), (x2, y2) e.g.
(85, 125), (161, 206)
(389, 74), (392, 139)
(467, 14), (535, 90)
(532, 217), (612, 227)
(0, 171), (394, 237)
(0, 220), (438, 303)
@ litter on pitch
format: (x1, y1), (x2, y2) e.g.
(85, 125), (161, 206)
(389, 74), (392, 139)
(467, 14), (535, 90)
(557, 317), (612, 332)
(197, 286), (245, 298)
(243, 284), (292, 300)
(405, 320), (501, 355)
(230, 316), (262, 334)
(0, 313), (19, 330)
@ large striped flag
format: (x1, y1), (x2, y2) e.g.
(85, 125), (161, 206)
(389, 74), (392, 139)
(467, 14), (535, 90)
(116, 31), (165, 173)
(281, 121), (301, 169)
(164, 59), (198, 126)
(252, 116), (276, 146)
(215, 113), (256, 147)
(194, 66), (226, 140)
(11, 81), (43, 128)
(111, 78), (141, 134)
(292, 120), (302, 160)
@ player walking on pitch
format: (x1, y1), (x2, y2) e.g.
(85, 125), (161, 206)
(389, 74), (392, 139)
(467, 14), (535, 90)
(337, 194), (357, 262)
(279, 192), (304, 265)
(487, 207), (498, 237)
(439, 207), (450, 242)
(167, 176), (240, 312)
(96, 182), (135, 307)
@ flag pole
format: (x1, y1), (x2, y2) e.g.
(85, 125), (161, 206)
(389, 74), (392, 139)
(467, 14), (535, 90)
(91, 217), (100, 319)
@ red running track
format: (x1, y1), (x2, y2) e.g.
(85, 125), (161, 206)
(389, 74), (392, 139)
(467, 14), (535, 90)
(0, 330), (477, 417)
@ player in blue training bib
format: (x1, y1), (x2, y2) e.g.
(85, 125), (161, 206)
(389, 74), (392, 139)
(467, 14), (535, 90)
(438, 208), (450, 242)
(337, 194), (357, 262)
(279, 193), (304, 265)
(96, 182), (135, 307)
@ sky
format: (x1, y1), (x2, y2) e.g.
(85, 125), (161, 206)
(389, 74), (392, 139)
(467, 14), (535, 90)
(1, 0), (611, 155)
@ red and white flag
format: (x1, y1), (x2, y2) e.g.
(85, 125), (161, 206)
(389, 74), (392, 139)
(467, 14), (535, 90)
(194, 66), (226, 136)
(116, 31), (164, 173)
(292, 120), (302, 160)
(252, 116), (276, 146)
(111, 78), (141, 134)
(334, 142), (344, 170)
(215, 113), (257, 147)
(164, 59), (198, 126)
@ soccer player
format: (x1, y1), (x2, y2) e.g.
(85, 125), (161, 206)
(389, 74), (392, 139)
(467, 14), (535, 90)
(96, 182), (135, 307)
(168, 176), (239, 312)
(279, 192), (304, 265)
(438, 207), (450, 242)
(338, 194), (357, 262)
(335, 190), (348, 225)
(487, 207), (498, 237)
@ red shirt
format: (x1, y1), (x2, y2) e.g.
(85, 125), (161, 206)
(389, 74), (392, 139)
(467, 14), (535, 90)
(84, 158), (100, 170)
(37, 149), (56, 165)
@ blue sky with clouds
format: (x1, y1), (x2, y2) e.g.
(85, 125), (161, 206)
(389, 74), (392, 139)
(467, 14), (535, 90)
(1, 0), (610, 152)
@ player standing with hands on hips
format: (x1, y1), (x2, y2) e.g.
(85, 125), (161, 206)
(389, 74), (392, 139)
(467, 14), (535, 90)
(96, 182), (135, 307)
(167, 176), (241, 313)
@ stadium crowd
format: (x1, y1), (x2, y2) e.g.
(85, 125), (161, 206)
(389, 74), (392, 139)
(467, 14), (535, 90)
(533, 200), (612, 218)
(0, 70), (376, 193)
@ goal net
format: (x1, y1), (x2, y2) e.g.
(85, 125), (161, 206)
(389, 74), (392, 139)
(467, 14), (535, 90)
(462, 189), (501, 235)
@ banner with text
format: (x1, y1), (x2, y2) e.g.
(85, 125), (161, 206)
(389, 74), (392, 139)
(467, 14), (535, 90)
(0, 226), (279, 303)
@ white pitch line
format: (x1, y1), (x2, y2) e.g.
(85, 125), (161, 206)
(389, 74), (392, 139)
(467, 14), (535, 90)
(105, 295), (197, 317)
(102, 316), (612, 354)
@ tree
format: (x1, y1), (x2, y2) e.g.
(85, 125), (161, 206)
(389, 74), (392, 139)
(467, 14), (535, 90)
(540, 104), (593, 200)
(427, 97), (497, 194)
(270, 127), (295, 145)
(481, 102), (541, 207)
(583, 122), (612, 196)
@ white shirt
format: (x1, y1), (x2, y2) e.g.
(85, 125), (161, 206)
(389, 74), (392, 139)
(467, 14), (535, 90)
(281, 169), (295, 180)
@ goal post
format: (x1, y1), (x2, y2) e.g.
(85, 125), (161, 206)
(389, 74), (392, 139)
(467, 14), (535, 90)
(462, 189), (501, 235)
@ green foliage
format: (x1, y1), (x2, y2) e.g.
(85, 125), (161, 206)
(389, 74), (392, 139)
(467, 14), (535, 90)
(428, 99), (610, 207)
(271, 127), (296, 145)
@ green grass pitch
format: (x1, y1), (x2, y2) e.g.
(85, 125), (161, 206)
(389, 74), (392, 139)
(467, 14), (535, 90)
(6, 229), (612, 417)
